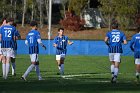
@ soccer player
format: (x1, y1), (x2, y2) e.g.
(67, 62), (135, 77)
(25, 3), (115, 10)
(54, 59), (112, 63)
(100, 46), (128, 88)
(130, 27), (140, 83)
(0, 18), (7, 62)
(104, 23), (127, 83)
(53, 28), (73, 76)
(11, 23), (21, 76)
(0, 18), (17, 79)
(21, 21), (46, 81)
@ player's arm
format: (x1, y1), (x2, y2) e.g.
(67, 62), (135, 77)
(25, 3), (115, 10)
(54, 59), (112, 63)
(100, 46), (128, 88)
(25, 40), (28, 45)
(53, 43), (57, 47)
(123, 40), (127, 44)
(104, 37), (109, 46)
(0, 34), (1, 41)
(130, 37), (134, 52)
(37, 39), (46, 50)
(68, 40), (73, 45)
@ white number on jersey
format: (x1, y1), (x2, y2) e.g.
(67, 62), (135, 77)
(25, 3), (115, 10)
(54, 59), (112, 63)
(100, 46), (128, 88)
(4, 30), (11, 37)
(112, 35), (120, 42)
(29, 36), (33, 44)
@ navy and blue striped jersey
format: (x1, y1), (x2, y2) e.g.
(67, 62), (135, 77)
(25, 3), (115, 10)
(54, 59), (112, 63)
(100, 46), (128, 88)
(130, 33), (140, 58)
(106, 29), (126, 53)
(26, 30), (41, 54)
(0, 25), (16, 48)
(54, 35), (69, 55)
(13, 30), (21, 50)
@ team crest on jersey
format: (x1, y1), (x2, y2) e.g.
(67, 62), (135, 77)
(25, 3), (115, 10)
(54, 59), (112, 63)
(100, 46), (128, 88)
(62, 39), (65, 42)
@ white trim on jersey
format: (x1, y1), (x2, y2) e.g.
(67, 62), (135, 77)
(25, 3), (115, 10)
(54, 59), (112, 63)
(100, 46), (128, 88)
(109, 53), (121, 62)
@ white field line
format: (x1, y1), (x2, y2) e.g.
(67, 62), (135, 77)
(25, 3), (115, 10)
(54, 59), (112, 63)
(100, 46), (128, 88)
(62, 73), (111, 78)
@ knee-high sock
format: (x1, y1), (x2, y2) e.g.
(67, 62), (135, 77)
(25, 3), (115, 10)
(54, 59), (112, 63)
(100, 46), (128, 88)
(2, 63), (6, 79)
(5, 63), (10, 79)
(114, 68), (119, 77)
(11, 62), (16, 75)
(35, 65), (41, 78)
(22, 64), (35, 78)
(111, 65), (115, 77)
(61, 64), (64, 74)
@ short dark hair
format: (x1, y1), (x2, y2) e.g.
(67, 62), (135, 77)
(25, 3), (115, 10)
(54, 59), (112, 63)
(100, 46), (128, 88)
(58, 28), (64, 32)
(6, 18), (14, 22)
(111, 23), (118, 29)
(30, 21), (38, 27)
(12, 22), (17, 27)
(137, 26), (140, 33)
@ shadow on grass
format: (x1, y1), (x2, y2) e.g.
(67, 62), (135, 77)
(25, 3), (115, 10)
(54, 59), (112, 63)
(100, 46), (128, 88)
(0, 76), (140, 93)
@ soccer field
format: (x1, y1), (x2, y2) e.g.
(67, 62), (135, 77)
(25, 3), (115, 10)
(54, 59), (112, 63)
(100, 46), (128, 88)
(0, 55), (140, 93)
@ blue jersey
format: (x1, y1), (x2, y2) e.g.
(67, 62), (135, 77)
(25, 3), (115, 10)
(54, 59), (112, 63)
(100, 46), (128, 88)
(0, 25), (16, 48)
(106, 29), (126, 53)
(130, 33), (140, 58)
(54, 35), (69, 55)
(13, 30), (21, 50)
(26, 30), (41, 54)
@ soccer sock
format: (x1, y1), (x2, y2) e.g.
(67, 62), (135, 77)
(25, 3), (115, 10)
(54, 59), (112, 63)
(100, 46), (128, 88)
(60, 64), (64, 74)
(5, 63), (10, 79)
(136, 71), (139, 78)
(35, 65), (41, 78)
(11, 62), (16, 75)
(111, 65), (115, 77)
(2, 63), (6, 79)
(114, 68), (119, 78)
(23, 64), (35, 78)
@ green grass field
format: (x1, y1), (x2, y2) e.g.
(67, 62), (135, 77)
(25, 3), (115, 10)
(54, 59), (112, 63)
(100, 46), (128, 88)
(0, 55), (140, 93)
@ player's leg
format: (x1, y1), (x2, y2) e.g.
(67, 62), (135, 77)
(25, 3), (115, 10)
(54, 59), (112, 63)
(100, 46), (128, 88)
(135, 59), (140, 82)
(5, 48), (12, 79)
(21, 54), (35, 80)
(11, 50), (16, 76)
(2, 56), (6, 79)
(56, 55), (61, 74)
(34, 54), (43, 80)
(11, 58), (16, 76)
(112, 53), (121, 83)
(109, 53), (115, 77)
(60, 54), (65, 75)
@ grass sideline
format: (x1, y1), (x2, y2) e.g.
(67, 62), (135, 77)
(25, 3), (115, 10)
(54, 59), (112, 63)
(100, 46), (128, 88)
(0, 55), (140, 93)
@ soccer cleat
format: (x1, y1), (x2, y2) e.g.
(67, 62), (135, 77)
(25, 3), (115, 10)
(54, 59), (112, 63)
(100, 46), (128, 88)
(111, 77), (116, 83)
(39, 77), (45, 81)
(12, 73), (16, 76)
(21, 76), (26, 81)
(135, 76), (140, 84)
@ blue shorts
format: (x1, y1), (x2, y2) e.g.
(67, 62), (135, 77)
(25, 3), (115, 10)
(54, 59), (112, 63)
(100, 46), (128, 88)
(134, 51), (140, 59)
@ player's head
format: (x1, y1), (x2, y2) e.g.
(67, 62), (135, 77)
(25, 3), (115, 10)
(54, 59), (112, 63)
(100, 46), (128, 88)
(6, 18), (14, 25)
(30, 21), (38, 30)
(58, 28), (64, 36)
(111, 23), (118, 29)
(12, 22), (17, 27)
(137, 26), (140, 33)
(1, 17), (7, 26)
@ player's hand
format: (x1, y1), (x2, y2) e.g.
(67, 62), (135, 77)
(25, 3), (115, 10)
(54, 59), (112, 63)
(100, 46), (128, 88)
(70, 41), (74, 45)
(53, 44), (57, 47)
(43, 45), (46, 50)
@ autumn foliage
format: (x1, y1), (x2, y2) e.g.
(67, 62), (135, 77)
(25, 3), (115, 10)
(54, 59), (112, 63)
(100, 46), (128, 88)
(60, 11), (85, 31)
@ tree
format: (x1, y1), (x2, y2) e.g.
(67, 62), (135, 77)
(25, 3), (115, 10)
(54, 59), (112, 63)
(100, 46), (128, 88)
(98, 0), (139, 30)
(22, 0), (27, 27)
(68, 0), (88, 16)
(61, 0), (69, 18)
